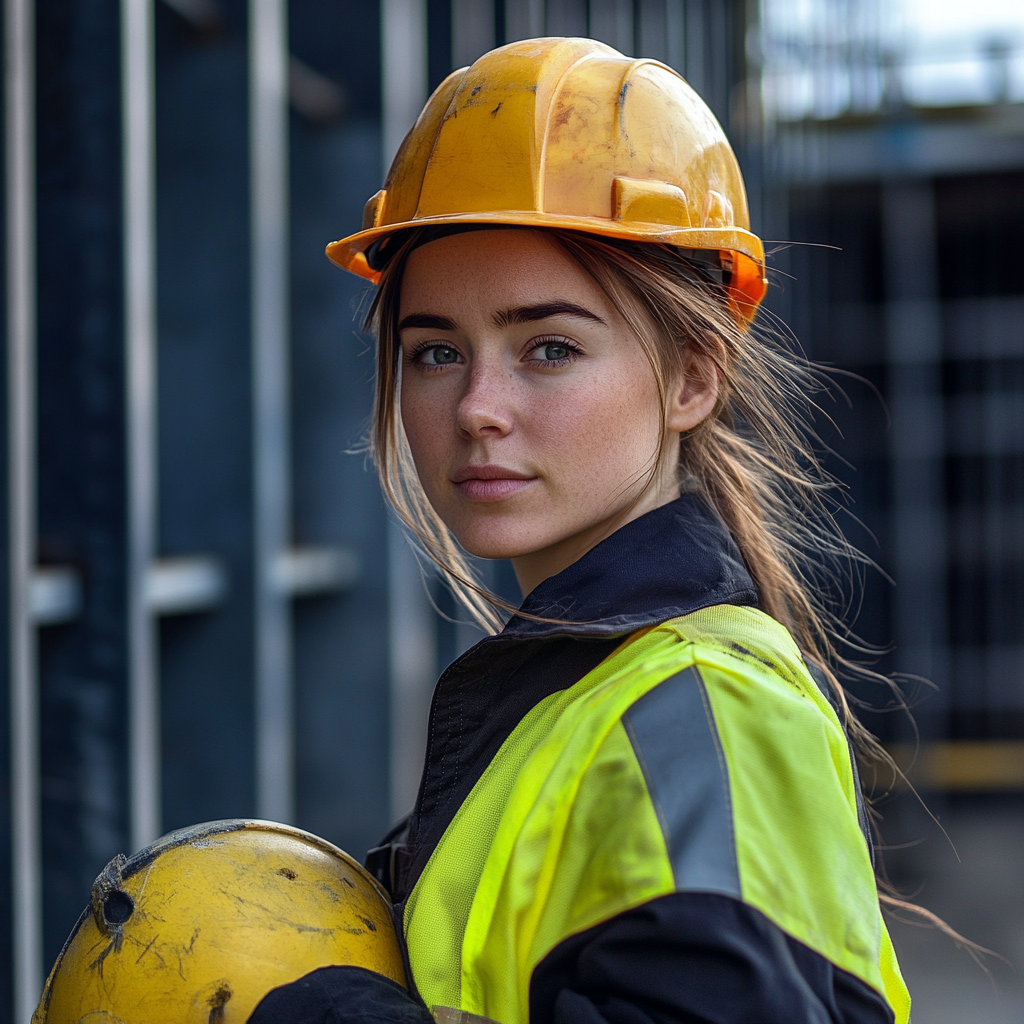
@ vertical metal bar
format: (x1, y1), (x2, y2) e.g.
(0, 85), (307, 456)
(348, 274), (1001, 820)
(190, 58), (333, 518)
(6, 0), (41, 1010)
(382, 0), (428, 166)
(545, 0), (588, 36)
(451, 0), (494, 68)
(504, 0), (544, 40)
(684, 0), (704, 97)
(387, 527), (437, 818)
(637, 0), (670, 64)
(590, 0), (634, 55)
(665, 0), (683, 71)
(381, 0), (435, 820)
(122, 0), (160, 854)
(250, 0), (293, 823)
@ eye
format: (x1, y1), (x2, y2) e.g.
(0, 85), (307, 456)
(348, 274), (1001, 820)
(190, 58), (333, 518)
(526, 337), (580, 366)
(411, 344), (462, 367)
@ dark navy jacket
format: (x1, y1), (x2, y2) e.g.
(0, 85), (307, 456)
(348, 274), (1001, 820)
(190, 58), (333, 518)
(250, 494), (892, 1024)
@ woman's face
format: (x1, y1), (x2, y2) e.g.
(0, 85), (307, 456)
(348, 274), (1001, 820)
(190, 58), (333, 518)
(398, 229), (717, 595)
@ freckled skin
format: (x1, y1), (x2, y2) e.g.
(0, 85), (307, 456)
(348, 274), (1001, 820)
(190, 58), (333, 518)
(398, 229), (718, 595)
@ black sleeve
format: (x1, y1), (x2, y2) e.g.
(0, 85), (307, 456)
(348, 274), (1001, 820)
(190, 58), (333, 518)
(530, 892), (895, 1024)
(248, 965), (436, 1024)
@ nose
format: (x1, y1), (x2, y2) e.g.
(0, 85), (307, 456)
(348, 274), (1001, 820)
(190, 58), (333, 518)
(456, 361), (515, 440)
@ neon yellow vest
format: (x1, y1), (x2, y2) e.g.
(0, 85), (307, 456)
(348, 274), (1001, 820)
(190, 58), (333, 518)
(404, 605), (910, 1024)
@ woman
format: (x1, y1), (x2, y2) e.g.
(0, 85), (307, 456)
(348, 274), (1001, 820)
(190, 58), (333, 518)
(262, 37), (909, 1024)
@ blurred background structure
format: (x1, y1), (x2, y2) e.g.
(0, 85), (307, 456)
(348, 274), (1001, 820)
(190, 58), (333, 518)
(0, 0), (1022, 1021)
(762, 2), (1024, 1020)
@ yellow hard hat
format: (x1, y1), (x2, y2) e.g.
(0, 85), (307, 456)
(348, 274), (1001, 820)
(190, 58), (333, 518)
(34, 820), (406, 1024)
(326, 36), (767, 320)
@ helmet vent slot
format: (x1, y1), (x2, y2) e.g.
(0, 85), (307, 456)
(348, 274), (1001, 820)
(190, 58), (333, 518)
(102, 890), (135, 926)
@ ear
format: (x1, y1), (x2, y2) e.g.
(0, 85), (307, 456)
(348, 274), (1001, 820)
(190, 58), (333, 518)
(666, 353), (720, 433)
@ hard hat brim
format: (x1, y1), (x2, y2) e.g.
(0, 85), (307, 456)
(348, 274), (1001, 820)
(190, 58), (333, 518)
(326, 214), (767, 320)
(328, 213), (763, 277)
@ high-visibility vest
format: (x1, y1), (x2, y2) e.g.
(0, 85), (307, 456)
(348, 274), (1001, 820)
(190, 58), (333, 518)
(404, 604), (910, 1024)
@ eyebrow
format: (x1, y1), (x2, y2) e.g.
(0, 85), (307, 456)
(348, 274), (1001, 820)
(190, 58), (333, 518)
(397, 312), (459, 331)
(397, 301), (607, 334)
(493, 301), (606, 328)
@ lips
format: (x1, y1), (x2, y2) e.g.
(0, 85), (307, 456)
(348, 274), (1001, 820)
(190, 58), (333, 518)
(451, 464), (536, 502)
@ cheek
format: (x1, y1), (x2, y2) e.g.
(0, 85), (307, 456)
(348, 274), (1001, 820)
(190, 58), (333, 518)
(400, 384), (449, 483)
(533, 368), (663, 484)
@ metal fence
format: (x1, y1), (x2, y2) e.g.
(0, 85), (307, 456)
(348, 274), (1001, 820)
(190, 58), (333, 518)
(10, 0), (1023, 1018)
(0, 1), (752, 1019)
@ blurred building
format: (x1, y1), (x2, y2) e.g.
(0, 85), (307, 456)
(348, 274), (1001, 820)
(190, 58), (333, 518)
(0, 0), (754, 1018)
(760, 4), (1024, 1018)
(761, 0), (1024, 756)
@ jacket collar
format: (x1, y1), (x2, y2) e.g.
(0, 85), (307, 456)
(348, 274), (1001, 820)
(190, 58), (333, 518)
(499, 491), (759, 641)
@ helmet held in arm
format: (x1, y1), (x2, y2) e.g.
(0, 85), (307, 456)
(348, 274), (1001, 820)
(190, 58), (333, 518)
(33, 820), (406, 1024)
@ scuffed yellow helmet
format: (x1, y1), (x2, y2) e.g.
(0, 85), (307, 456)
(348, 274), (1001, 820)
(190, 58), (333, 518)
(34, 820), (406, 1024)
(327, 36), (767, 320)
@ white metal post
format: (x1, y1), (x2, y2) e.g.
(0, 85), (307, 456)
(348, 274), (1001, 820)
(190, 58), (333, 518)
(250, 0), (293, 823)
(6, 0), (42, 1013)
(381, 0), (436, 821)
(451, 0), (494, 68)
(122, 0), (161, 855)
(382, 0), (428, 168)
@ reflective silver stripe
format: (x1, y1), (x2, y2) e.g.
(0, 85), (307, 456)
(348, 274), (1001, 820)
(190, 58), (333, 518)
(622, 666), (740, 897)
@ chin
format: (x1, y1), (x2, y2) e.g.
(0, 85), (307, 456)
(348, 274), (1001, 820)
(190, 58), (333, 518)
(453, 520), (555, 563)
(458, 536), (529, 561)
